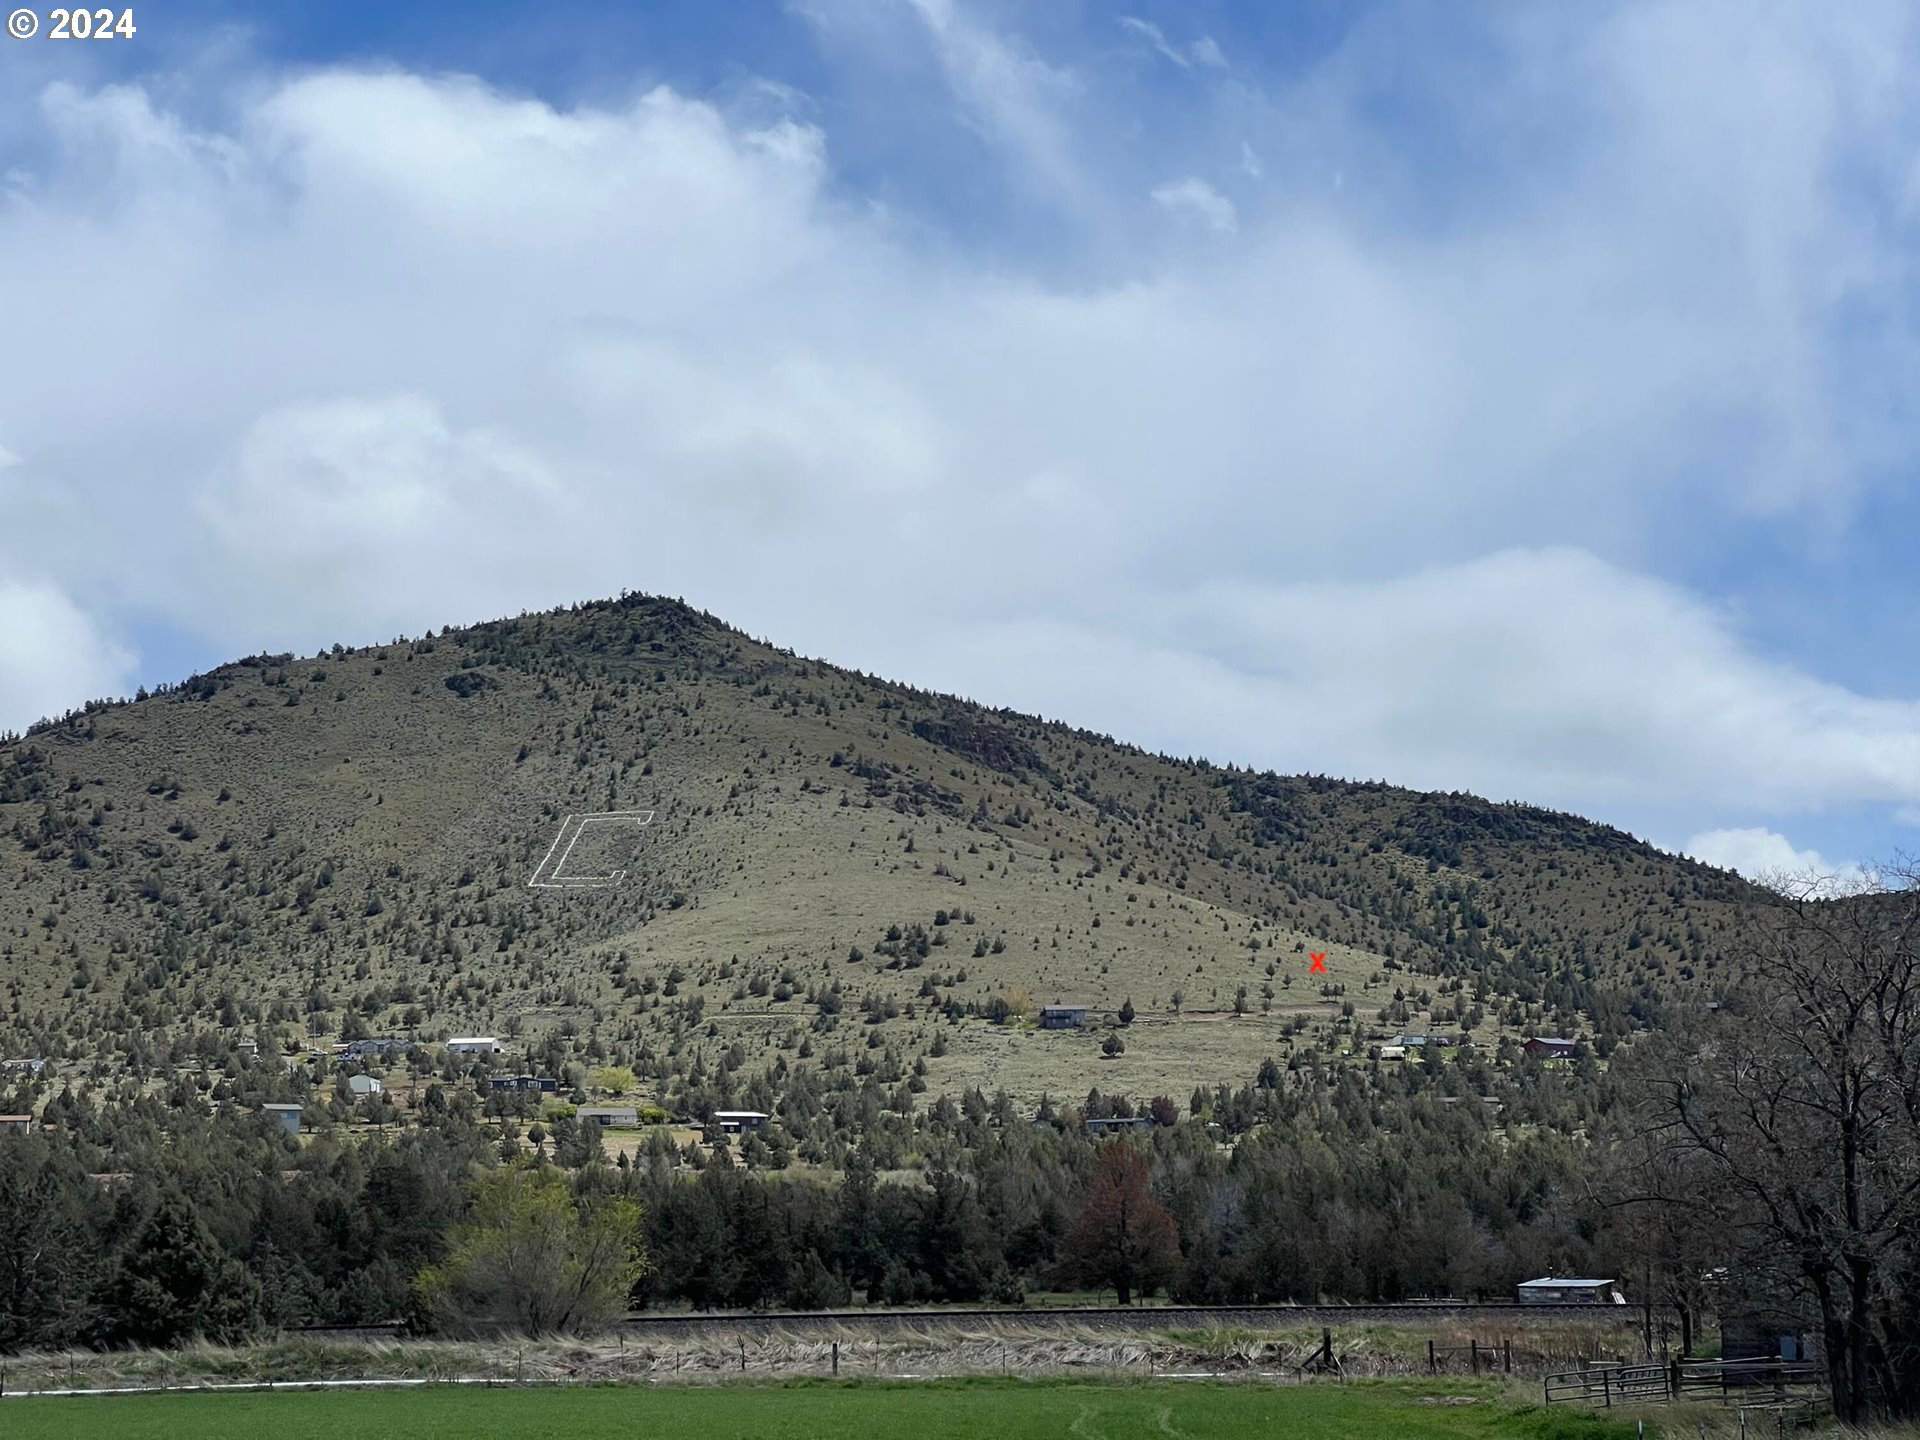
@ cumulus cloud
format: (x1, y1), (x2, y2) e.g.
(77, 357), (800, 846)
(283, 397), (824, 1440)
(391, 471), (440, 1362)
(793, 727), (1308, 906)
(0, 1), (1917, 854)
(885, 548), (1920, 816)
(0, 578), (134, 732)
(1683, 828), (1867, 895)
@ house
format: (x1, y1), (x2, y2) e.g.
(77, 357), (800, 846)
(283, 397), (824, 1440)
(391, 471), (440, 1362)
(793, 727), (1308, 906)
(1377, 1045), (1407, 1061)
(1040, 1005), (1088, 1030)
(345, 1075), (382, 1097)
(262, 1103), (304, 1135)
(447, 1036), (503, 1055)
(1085, 1115), (1154, 1134)
(488, 1075), (557, 1093)
(1522, 1037), (1580, 1060)
(2, 1058), (46, 1074)
(576, 1106), (639, 1127)
(1517, 1277), (1621, 1305)
(343, 1037), (411, 1059)
(0, 1115), (34, 1135)
(713, 1110), (769, 1134)
(235, 1038), (259, 1057)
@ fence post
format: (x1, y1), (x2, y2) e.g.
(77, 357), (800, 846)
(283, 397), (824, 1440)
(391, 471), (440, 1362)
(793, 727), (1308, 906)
(1668, 1357), (1681, 1400)
(1602, 1369), (1612, 1408)
(832, 1341), (839, 1377)
(1504, 1338), (1511, 1374)
(1471, 1340), (1479, 1375)
(739, 1340), (746, 1373)
(1428, 1340), (1436, 1374)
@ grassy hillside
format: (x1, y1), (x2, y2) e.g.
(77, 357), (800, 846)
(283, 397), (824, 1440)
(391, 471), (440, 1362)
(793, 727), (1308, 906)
(0, 594), (1753, 1106)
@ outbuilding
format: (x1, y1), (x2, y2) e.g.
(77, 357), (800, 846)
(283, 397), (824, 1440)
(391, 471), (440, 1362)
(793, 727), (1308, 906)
(345, 1075), (382, 1097)
(1085, 1115), (1154, 1134)
(0, 1114), (33, 1135)
(1040, 1005), (1088, 1030)
(576, 1106), (639, 1127)
(263, 1103), (303, 1135)
(1523, 1037), (1580, 1060)
(713, 1110), (769, 1133)
(1517, 1277), (1620, 1304)
(447, 1036), (503, 1055)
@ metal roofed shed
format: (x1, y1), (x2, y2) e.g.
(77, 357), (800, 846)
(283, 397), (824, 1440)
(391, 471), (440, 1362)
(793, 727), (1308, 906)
(1517, 1277), (1622, 1304)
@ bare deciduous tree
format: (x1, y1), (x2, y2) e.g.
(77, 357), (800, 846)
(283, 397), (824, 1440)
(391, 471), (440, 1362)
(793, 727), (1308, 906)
(1617, 865), (1920, 1421)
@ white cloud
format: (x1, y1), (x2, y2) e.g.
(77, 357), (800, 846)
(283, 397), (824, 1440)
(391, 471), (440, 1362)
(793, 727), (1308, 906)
(1119, 17), (1185, 68)
(907, 0), (1093, 216)
(1683, 827), (1866, 895)
(0, 578), (133, 732)
(882, 548), (1920, 817)
(1118, 16), (1224, 70)
(0, 1), (1917, 852)
(1150, 176), (1236, 232)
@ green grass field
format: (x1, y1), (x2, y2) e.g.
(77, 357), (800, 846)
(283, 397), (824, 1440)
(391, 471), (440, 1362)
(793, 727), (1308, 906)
(0, 1378), (1639, 1440)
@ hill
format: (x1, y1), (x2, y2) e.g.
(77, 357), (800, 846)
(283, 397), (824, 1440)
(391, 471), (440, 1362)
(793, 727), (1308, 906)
(0, 593), (1756, 1107)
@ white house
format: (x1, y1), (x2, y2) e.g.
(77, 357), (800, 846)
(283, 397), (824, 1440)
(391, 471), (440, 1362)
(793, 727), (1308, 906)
(346, 1075), (383, 1097)
(447, 1037), (503, 1055)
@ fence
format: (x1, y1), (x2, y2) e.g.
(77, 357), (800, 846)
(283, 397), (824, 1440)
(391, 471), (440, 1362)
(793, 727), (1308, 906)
(1544, 1357), (1825, 1414)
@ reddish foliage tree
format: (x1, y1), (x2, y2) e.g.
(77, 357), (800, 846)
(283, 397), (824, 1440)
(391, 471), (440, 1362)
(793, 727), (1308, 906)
(1066, 1143), (1180, 1306)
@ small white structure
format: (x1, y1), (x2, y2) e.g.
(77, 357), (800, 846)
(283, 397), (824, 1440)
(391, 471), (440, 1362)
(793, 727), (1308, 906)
(346, 1075), (382, 1097)
(2, 1058), (47, 1073)
(263, 1103), (303, 1135)
(447, 1036), (503, 1055)
(1377, 1045), (1407, 1061)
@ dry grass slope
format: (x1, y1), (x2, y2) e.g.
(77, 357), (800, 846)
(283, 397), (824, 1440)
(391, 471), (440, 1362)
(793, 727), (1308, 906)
(0, 594), (1757, 1103)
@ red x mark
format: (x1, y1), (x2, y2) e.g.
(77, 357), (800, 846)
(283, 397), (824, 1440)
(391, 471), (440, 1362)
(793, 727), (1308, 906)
(1309, 952), (1327, 973)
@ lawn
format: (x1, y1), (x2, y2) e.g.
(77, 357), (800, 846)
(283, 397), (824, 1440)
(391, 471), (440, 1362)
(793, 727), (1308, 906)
(0, 1378), (1640, 1440)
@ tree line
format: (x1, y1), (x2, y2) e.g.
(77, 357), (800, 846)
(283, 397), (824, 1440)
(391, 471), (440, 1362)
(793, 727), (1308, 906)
(1, 868), (1914, 1420)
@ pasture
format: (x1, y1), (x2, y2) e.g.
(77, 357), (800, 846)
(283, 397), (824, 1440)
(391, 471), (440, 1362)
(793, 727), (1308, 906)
(0, 1377), (1639, 1440)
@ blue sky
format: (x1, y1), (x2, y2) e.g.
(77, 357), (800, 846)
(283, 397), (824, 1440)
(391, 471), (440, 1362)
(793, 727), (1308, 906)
(1, 0), (1917, 883)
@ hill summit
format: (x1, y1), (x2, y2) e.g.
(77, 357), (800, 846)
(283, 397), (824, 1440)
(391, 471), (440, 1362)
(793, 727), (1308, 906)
(0, 592), (1752, 1101)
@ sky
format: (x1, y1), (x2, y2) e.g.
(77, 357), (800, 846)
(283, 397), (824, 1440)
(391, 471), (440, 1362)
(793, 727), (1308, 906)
(1, 0), (1918, 886)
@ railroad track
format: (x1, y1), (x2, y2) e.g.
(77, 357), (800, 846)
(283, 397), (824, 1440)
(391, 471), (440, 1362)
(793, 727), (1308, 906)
(615, 1302), (1641, 1335)
(296, 1301), (1642, 1343)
